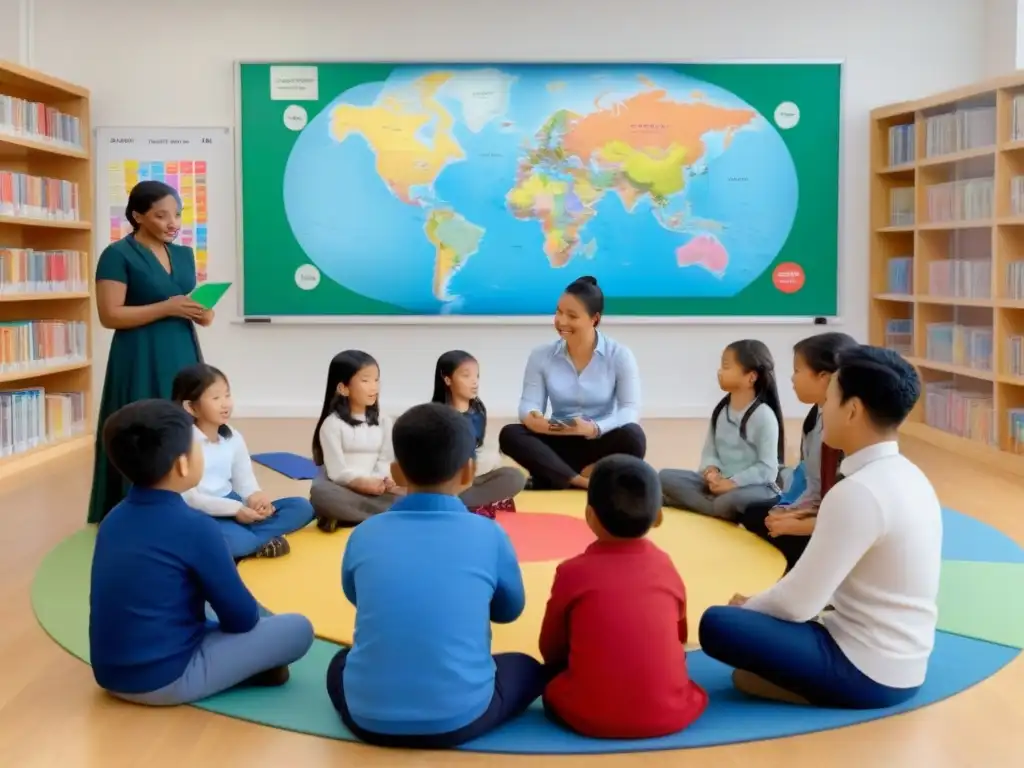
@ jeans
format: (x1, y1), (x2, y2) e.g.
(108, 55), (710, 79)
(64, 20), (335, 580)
(216, 492), (314, 558)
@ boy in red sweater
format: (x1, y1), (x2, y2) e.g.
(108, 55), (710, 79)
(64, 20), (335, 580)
(538, 454), (708, 739)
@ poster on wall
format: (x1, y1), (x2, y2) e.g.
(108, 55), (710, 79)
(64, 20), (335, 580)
(94, 127), (233, 285)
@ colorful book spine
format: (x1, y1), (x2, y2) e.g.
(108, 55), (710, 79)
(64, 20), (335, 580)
(0, 171), (79, 221)
(924, 381), (996, 446)
(889, 187), (914, 226)
(0, 388), (86, 457)
(927, 258), (991, 299)
(0, 94), (82, 148)
(886, 256), (913, 294)
(1008, 335), (1024, 377)
(887, 124), (915, 166)
(925, 322), (993, 371)
(924, 107), (996, 156)
(884, 319), (914, 356)
(0, 320), (87, 373)
(0, 249), (88, 294)
(1009, 408), (1024, 454)
(925, 178), (993, 222)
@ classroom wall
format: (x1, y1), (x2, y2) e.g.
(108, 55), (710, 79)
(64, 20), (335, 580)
(28, 0), (989, 419)
(0, 0), (21, 61)
(985, 0), (1020, 76)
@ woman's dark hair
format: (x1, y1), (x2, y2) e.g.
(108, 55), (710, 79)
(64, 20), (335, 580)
(431, 350), (486, 447)
(793, 332), (859, 435)
(125, 180), (180, 233)
(312, 350), (380, 466)
(711, 339), (785, 468)
(171, 363), (232, 438)
(563, 275), (604, 326)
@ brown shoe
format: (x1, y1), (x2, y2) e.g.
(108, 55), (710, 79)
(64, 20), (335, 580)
(732, 669), (810, 705)
(239, 665), (290, 688)
(254, 536), (290, 558)
(316, 516), (339, 533)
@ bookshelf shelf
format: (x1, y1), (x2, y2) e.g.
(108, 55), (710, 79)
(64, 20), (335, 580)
(0, 59), (92, 477)
(869, 73), (1024, 476)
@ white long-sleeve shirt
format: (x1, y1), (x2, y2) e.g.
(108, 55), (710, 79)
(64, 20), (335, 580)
(319, 413), (394, 485)
(743, 441), (942, 689)
(182, 425), (261, 517)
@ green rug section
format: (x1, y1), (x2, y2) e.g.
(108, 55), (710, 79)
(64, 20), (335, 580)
(936, 560), (1024, 649)
(30, 527), (94, 662)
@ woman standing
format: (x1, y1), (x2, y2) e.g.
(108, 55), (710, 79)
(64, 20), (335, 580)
(498, 276), (645, 490)
(87, 181), (213, 524)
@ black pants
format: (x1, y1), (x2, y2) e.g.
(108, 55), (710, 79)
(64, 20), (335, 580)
(497, 422), (647, 489)
(741, 501), (809, 574)
(325, 648), (547, 749)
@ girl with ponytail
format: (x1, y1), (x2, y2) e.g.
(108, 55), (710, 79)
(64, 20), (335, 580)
(660, 339), (785, 522)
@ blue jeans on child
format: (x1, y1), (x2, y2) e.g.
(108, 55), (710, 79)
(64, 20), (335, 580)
(113, 614), (314, 706)
(325, 648), (547, 748)
(699, 606), (921, 709)
(216, 492), (313, 558)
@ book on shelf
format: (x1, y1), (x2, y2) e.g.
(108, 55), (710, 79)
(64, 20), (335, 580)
(1009, 409), (1024, 453)
(924, 380), (996, 445)
(924, 107), (996, 156)
(1008, 261), (1024, 299)
(889, 187), (914, 226)
(887, 124), (915, 166)
(886, 256), (913, 294)
(0, 387), (85, 458)
(885, 319), (913, 356)
(1012, 176), (1024, 216)
(0, 320), (87, 372)
(1009, 335), (1024, 377)
(0, 94), (83, 148)
(925, 322), (993, 371)
(0, 171), (80, 221)
(1013, 95), (1024, 142)
(0, 248), (88, 294)
(925, 178), (993, 222)
(928, 258), (991, 299)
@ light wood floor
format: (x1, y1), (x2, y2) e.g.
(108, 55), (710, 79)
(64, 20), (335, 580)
(1, 418), (1022, 768)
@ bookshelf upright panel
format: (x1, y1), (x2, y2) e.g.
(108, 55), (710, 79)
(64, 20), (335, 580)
(0, 60), (93, 481)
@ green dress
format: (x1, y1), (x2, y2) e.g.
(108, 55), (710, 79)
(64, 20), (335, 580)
(86, 236), (203, 523)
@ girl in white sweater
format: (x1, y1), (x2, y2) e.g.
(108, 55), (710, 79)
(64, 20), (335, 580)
(310, 350), (402, 531)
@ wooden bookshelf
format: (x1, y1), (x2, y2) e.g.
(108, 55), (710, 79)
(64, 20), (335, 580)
(0, 60), (93, 481)
(870, 72), (1024, 477)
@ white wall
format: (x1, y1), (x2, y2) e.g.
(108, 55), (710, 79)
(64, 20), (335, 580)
(986, 0), (1019, 76)
(0, 0), (21, 61)
(27, 0), (988, 418)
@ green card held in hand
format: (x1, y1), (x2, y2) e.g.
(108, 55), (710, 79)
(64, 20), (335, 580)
(190, 282), (232, 309)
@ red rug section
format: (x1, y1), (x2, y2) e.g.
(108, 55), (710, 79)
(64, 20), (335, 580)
(496, 512), (595, 562)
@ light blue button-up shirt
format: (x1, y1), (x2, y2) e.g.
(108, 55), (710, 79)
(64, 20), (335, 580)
(516, 333), (641, 435)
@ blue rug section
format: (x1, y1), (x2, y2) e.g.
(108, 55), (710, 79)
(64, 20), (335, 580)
(252, 452), (318, 481)
(942, 508), (1024, 564)
(195, 631), (1018, 754)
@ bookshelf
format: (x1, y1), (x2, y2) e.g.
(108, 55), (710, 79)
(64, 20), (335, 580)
(870, 71), (1024, 478)
(0, 60), (92, 481)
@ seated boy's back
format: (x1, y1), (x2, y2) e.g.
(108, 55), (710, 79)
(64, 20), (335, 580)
(342, 499), (523, 732)
(540, 455), (708, 739)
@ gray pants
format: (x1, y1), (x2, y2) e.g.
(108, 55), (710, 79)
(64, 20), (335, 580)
(659, 468), (779, 523)
(310, 468), (399, 525)
(113, 614), (314, 706)
(461, 467), (526, 508)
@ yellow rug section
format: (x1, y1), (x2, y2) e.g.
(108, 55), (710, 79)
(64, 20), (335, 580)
(238, 491), (784, 656)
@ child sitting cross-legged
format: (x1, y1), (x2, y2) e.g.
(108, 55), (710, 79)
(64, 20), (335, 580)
(540, 454), (708, 739)
(89, 399), (314, 706)
(325, 402), (547, 748)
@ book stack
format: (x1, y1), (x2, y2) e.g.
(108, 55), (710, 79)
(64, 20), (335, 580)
(886, 256), (913, 294)
(0, 94), (83, 148)
(925, 178), (993, 222)
(888, 123), (915, 166)
(924, 107), (996, 156)
(884, 319), (913, 355)
(0, 171), (80, 221)
(1008, 335), (1024, 377)
(1013, 95), (1024, 141)
(0, 248), (88, 294)
(0, 388), (86, 457)
(1008, 261), (1024, 299)
(925, 322), (993, 370)
(0, 320), (87, 372)
(1009, 409), (1024, 453)
(890, 187), (914, 226)
(924, 380), (996, 445)
(1012, 176), (1024, 216)
(928, 258), (991, 299)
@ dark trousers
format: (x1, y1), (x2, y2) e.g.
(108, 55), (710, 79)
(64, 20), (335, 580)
(741, 501), (810, 574)
(325, 648), (547, 749)
(497, 422), (646, 489)
(699, 606), (920, 709)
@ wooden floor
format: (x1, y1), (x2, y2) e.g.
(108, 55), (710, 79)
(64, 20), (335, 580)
(2, 418), (1022, 768)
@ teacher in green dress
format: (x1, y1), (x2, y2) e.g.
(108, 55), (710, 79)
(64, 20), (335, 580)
(87, 181), (213, 524)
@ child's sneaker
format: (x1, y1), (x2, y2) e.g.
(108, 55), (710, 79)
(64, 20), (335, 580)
(317, 515), (339, 533)
(254, 536), (291, 558)
(468, 497), (517, 519)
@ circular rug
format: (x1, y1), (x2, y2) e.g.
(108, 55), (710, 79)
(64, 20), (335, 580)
(31, 500), (1024, 754)
(236, 491), (786, 654)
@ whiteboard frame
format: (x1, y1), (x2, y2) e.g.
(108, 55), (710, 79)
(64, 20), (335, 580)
(232, 58), (845, 326)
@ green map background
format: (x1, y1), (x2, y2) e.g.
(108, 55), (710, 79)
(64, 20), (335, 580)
(237, 62), (841, 317)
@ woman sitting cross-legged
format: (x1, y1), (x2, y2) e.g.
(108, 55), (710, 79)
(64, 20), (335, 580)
(498, 276), (645, 490)
(699, 345), (942, 710)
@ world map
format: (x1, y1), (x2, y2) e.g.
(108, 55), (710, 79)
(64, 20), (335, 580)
(282, 65), (800, 315)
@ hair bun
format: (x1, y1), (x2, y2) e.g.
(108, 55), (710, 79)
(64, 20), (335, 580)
(575, 275), (598, 287)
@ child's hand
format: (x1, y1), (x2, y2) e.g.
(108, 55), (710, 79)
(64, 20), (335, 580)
(702, 466), (721, 483)
(729, 594), (748, 607)
(246, 491), (275, 515)
(235, 506), (263, 524)
(349, 477), (386, 495)
(708, 476), (736, 495)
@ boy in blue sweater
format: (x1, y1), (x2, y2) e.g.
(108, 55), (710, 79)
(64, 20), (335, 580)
(89, 399), (314, 705)
(326, 402), (546, 748)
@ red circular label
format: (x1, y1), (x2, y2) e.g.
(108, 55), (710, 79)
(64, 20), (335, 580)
(773, 262), (805, 293)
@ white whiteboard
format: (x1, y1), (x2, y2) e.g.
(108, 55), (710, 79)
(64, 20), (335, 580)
(93, 127), (235, 288)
